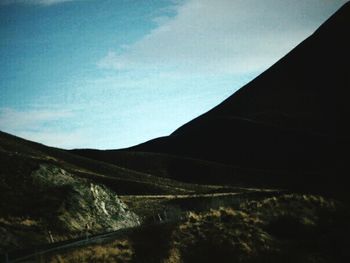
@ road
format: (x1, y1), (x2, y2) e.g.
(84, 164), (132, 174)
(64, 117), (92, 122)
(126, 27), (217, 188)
(3, 225), (138, 263)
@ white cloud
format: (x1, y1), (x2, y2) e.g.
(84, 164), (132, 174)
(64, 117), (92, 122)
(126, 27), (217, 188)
(0, 107), (73, 130)
(16, 130), (86, 149)
(0, 0), (80, 6)
(99, 0), (347, 75)
(0, 107), (84, 148)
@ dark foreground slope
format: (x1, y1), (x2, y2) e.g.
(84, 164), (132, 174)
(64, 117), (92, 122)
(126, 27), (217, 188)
(45, 194), (350, 263)
(73, 2), (349, 197)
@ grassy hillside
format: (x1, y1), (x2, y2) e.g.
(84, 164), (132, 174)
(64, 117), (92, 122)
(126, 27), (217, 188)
(45, 193), (350, 263)
(0, 131), (239, 253)
(0, 131), (226, 195)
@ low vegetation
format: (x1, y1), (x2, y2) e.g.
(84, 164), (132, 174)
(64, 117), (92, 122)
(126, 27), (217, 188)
(45, 193), (349, 263)
(48, 239), (133, 263)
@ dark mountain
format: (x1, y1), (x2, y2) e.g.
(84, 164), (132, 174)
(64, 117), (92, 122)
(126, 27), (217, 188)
(72, 3), (349, 196)
(130, 1), (348, 165)
(174, 1), (348, 137)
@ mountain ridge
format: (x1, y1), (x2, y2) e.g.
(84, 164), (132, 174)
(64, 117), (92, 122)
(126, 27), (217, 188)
(70, 2), (349, 197)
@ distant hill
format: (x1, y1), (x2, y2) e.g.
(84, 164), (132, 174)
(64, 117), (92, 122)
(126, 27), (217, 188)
(72, 2), (349, 197)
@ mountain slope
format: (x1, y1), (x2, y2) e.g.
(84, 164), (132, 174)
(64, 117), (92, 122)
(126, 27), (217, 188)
(0, 131), (141, 252)
(173, 0), (348, 137)
(129, 2), (348, 169)
(73, 2), (349, 195)
(0, 130), (224, 252)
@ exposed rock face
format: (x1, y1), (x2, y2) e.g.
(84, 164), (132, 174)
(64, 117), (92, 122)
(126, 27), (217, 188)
(0, 163), (140, 252)
(31, 164), (140, 232)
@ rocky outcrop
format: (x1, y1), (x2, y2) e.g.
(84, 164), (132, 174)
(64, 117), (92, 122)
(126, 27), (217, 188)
(31, 164), (140, 232)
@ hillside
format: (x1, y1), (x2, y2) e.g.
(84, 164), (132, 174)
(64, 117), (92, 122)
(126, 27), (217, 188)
(0, 131), (234, 252)
(130, 0), (348, 168)
(41, 193), (350, 263)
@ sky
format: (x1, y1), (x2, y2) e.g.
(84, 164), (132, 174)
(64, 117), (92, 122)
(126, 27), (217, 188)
(0, 0), (347, 149)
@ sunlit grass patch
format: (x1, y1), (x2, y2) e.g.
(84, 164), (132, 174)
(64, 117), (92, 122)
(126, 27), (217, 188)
(48, 239), (133, 263)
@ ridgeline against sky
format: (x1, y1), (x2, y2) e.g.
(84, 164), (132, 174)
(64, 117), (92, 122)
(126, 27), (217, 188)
(0, 0), (347, 149)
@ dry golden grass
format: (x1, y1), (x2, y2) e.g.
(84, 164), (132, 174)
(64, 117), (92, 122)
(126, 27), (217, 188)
(42, 194), (349, 263)
(163, 194), (345, 263)
(48, 239), (133, 263)
(167, 207), (275, 263)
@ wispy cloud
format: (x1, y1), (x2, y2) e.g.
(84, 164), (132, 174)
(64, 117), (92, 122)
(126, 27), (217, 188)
(16, 129), (86, 149)
(0, 0), (80, 6)
(99, 0), (346, 75)
(0, 107), (84, 148)
(0, 107), (73, 129)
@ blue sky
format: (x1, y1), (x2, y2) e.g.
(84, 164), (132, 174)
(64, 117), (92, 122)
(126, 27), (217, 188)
(0, 0), (346, 149)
